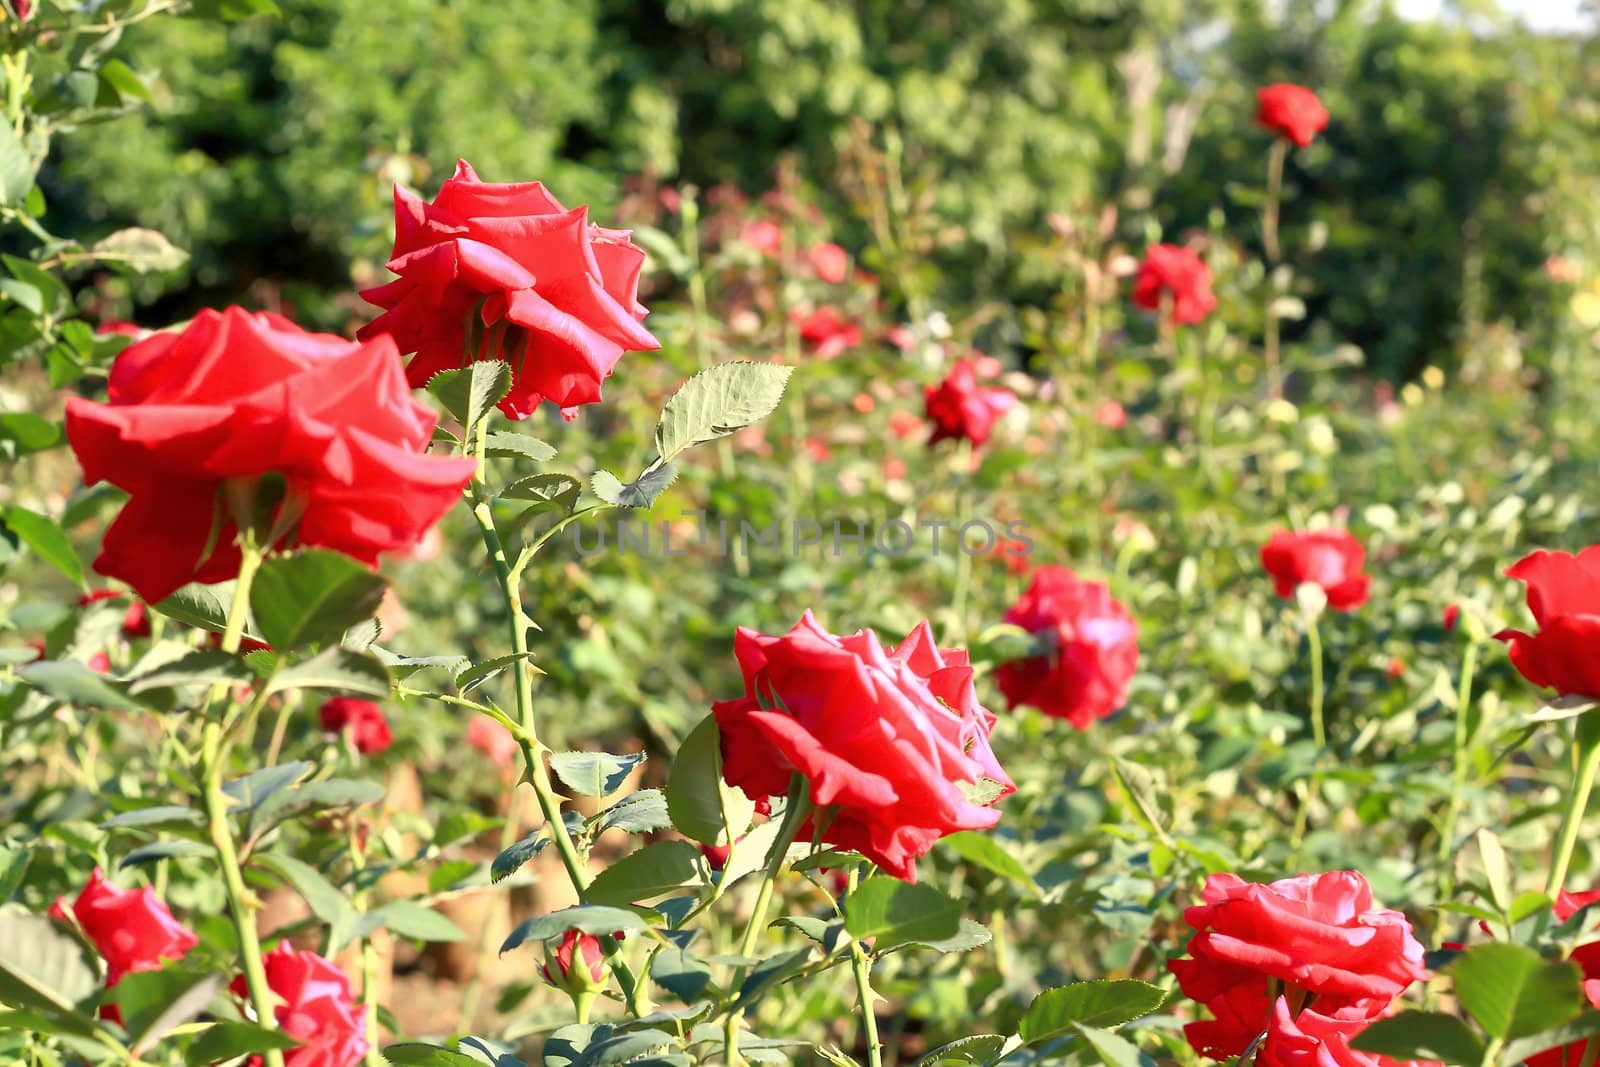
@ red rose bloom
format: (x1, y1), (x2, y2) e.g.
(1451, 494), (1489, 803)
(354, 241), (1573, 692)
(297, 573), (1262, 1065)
(1170, 871), (1428, 1061)
(64, 307), (476, 605)
(995, 566), (1139, 729)
(540, 929), (607, 991)
(319, 697), (392, 755)
(713, 612), (1014, 882)
(466, 716), (519, 769)
(794, 306), (862, 359)
(741, 220), (784, 257)
(1258, 999), (1432, 1067)
(1256, 84), (1330, 148)
(924, 358), (1018, 448)
(1261, 528), (1371, 611)
(359, 159), (659, 421)
(1133, 244), (1217, 325)
(50, 868), (197, 987)
(1443, 604), (1460, 633)
(807, 243), (848, 284)
(233, 944), (367, 1067)
(1494, 546), (1600, 700)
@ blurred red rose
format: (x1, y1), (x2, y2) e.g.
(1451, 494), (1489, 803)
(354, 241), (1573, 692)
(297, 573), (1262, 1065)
(87, 652), (110, 673)
(924, 358), (1018, 448)
(1256, 84), (1330, 148)
(467, 716), (519, 769)
(1170, 871), (1428, 1062)
(888, 410), (923, 440)
(741, 220), (784, 257)
(1093, 399), (1127, 428)
(233, 944), (367, 1067)
(1443, 604), (1460, 633)
(51, 867), (197, 990)
(989, 538), (1032, 575)
(794, 306), (861, 359)
(807, 243), (848, 284)
(64, 307), (476, 605)
(1494, 546), (1600, 700)
(97, 320), (141, 338)
(1261, 528), (1371, 611)
(1133, 244), (1216, 326)
(713, 611), (1014, 882)
(320, 697), (392, 755)
(995, 565), (1138, 728)
(360, 159), (660, 420)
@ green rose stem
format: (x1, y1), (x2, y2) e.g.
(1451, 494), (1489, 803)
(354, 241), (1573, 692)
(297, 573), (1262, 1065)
(845, 865), (885, 1067)
(463, 425), (644, 1011)
(724, 778), (813, 1067)
(1545, 712), (1600, 898)
(950, 437), (974, 642)
(198, 541), (287, 1067)
(1305, 611), (1327, 752)
(1437, 635), (1482, 872)
(1262, 138), (1288, 401)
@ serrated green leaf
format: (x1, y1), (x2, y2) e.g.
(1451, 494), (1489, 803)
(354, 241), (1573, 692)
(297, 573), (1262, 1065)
(1453, 942), (1584, 1038)
(844, 878), (962, 952)
(126, 650), (250, 694)
(0, 908), (102, 1015)
(484, 431), (556, 463)
(1018, 980), (1167, 1043)
(18, 660), (146, 711)
(251, 550), (387, 652)
(665, 715), (755, 845)
(265, 646), (390, 696)
(427, 362), (511, 433)
(1350, 1012), (1486, 1065)
(378, 900), (466, 943)
(550, 751), (646, 798)
(585, 840), (703, 905)
(655, 362), (793, 460)
(186, 1022), (300, 1067)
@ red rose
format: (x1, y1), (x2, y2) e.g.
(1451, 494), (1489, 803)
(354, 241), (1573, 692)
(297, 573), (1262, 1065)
(794, 306), (862, 359)
(1261, 528), (1371, 611)
(1258, 999), (1432, 1067)
(1442, 604), (1460, 633)
(97, 320), (142, 338)
(319, 697), (392, 755)
(923, 358), (1018, 448)
(540, 929), (608, 992)
(989, 538), (1032, 576)
(713, 612), (1014, 882)
(1256, 84), (1330, 148)
(233, 944), (367, 1067)
(1170, 871), (1428, 1061)
(1493, 547), (1600, 700)
(359, 160), (659, 421)
(741, 220), (784, 257)
(1132, 244), (1217, 325)
(64, 307), (476, 605)
(995, 566), (1139, 729)
(50, 868), (197, 987)
(1094, 399), (1127, 429)
(466, 716), (519, 769)
(807, 243), (849, 284)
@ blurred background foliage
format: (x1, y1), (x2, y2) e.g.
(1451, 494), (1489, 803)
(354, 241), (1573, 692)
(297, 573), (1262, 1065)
(45, 0), (1600, 378)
